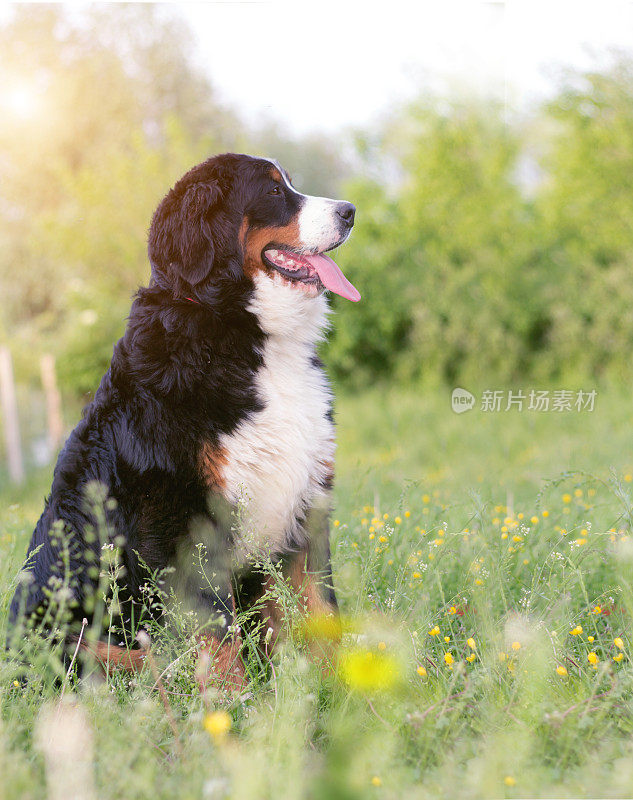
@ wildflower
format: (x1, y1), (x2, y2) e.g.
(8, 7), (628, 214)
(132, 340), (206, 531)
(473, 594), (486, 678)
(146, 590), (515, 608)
(475, 579), (483, 586)
(361, 518), (368, 526)
(570, 626), (583, 636)
(562, 493), (571, 503)
(517, 513), (524, 520)
(422, 494), (430, 503)
(339, 649), (399, 692)
(574, 489), (583, 498)
(593, 606), (601, 614)
(383, 513), (389, 521)
(466, 653), (476, 662)
(371, 776), (382, 787)
(333, 520), (340, 528)
(379, 535), (388, 543)
(405, 511), (411, 518)
(626, 474), (633, 483)
(429, 626), (440, 636)
(504, 776), (516, 787)
(511, 641), (521, 651)
(588, 636), (594, 643)
(369, 527), (375, 535)
(467, 637), (476, 650)
(377, 641), (386, 651)
(444, 636), (450, 643)
(448, 606), (457, 615)
(412, 572), (421, 579)
(12, 680), (19, 688)
(498, 652), (507, 662)
(369, 533), (375, 540)
(300, 613), (343, 641)
(556, 665), (568, 676)
(204, 711), (232, 742)
(501, 533), (508, 540)
(614, 637), (624, 650)
(444, 652), (454, 666)
(614, 653), (624, 663)
(531, 516), (538, 524)
(512, 535), (522, 543)
(587, 652), (599, 665)
(416, 665), (427, 677)
(395, 516), (402, 525)
(575, 538), (587, 546)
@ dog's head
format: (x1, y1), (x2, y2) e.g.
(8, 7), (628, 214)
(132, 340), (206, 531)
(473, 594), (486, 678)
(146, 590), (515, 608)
(148, 153), (360, 303)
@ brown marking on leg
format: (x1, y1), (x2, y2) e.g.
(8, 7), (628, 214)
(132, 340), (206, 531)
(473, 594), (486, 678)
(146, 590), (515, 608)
(79, 640), (146, 673)
(198, 441), (228, 490)
(196, 634), (247, 695)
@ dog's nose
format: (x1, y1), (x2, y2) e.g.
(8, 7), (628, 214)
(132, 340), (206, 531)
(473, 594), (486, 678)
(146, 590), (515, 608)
(336, 201), (356, 227)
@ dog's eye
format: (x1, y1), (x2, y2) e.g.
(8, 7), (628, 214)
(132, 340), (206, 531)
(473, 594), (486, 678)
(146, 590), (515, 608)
(268, 186), (282, 196)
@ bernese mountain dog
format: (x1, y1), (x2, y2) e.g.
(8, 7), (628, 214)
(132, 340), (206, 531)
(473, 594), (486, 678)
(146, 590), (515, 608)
(8, 153), (359, 689)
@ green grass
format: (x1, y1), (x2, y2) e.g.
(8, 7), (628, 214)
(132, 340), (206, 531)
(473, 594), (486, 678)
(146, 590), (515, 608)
(4, 383), (633, 799)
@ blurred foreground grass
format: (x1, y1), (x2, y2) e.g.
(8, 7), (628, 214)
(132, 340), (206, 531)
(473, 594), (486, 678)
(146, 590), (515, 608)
(3, 384), (633, 798)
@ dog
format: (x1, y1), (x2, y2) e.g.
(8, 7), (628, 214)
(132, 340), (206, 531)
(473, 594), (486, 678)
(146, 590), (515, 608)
(8, 153), (359, 688)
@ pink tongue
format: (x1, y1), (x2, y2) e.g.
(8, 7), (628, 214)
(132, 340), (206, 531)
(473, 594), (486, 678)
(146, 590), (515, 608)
(302, 252), (360, 302)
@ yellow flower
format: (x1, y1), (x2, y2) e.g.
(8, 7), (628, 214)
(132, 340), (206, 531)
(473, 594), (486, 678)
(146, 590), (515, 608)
(416, 665), (427, 677)
(517, 513), (524, 520)
(614, 637), (624, 650)
(512, 535), (522, 543)
(467, 637), (476, 650)
(429, 626), (440, 636)
(466, 653), (476, 662)
(300, 613), (343, 641)
(614, 653), (624, 662)
(556, 665), (568, 676)
(12, 680), (19, 688)
(562, 493), (571, 503)
(361, 518), (368, 526)
(626, 474), (633, 483)
(448, 606), (457, 615)
(587, 652), (599, 665)
(371, 776), (382, 787)
(588, 636), (594, 643)
(475, 579), (483, 586)
(530, 516), (538, 524)
(412, 571), (421, 579)
(395, 516), (402, 525)
(570, 626), (583, 636)
(575, 538), (587, 546)
(511, 641), (521, 651)
(405, 510), (411, 518)
(423, 494), (430, 503)
(444, 652), (454, 666)
(339, 649), (399, 692)
(574, 489), (583, 498)
(542, 510), (549, 517)
(333, 520), (340, 528)
(444, 636), (450, 643)
(593, 606), (601, 614)
(204, 711), (232, 742)
(504, 776), (516, 787)
(377, 641), (386, 651)
(379, 535), (388, 543)
(369, 527), (375, 535)
(383, 513), (389, 520)
(498, 652), (507, 662)
(369, 533), (375, 540)
(501, 532), (508, 540)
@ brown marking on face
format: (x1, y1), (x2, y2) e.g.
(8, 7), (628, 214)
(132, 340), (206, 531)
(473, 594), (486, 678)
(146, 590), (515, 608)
(198, 441), (228, 490)
(269, 167), (283, 183)
(78, 640), (146, 673)
(242, 218), (302, 279)
(196, 634), (247, 695)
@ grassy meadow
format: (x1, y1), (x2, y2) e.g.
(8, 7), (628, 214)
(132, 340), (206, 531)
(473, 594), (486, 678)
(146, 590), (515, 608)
(2, 383), (633, 799)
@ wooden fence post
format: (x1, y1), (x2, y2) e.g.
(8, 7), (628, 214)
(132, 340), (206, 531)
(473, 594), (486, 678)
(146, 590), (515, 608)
(40, 353), (64, 456)
(0, 346), (24, 484)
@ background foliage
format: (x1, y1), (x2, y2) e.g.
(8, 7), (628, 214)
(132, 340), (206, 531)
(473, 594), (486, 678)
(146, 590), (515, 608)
(2, 6), (633, 396)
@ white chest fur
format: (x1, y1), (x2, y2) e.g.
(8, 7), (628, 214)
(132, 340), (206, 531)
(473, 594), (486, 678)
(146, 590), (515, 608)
(218, 274), (335, 556)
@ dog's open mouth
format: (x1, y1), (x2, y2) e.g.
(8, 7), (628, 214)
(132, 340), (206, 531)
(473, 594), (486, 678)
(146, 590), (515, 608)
(263, 248), (360, 302)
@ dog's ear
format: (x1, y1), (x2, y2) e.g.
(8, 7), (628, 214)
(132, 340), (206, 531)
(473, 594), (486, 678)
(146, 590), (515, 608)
(148, 181), (222, 288)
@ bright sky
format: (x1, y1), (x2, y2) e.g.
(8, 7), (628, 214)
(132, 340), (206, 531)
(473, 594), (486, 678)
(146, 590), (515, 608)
(179, 0), (633, 135)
